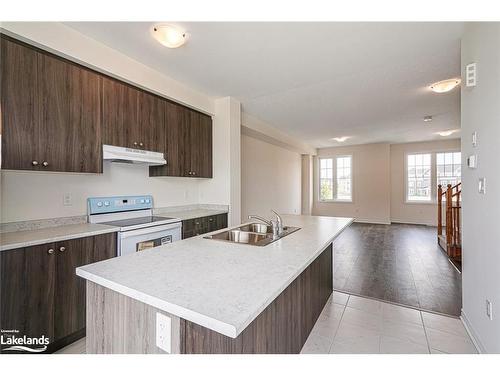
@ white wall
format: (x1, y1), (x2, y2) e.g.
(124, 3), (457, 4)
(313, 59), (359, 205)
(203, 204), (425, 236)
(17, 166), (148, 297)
(0, 22), (242, 223)
(460, 23), (500, 353)
(390, 139), (460, 225)
(1, 164), (200, 222)
(199, 97), (241, 226)
(241, 135), (302, 222)
(313, 143), (391, 224)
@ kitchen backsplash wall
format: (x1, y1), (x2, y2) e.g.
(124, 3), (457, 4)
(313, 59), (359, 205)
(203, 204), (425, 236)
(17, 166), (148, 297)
(0, 162), (201, 223)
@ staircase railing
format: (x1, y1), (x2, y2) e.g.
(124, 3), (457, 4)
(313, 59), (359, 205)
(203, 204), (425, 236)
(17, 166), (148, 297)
(437, 183), (461, 257)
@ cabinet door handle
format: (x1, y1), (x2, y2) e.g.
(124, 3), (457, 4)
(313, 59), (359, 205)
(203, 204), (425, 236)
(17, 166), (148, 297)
(47, 248), (54, 255)
(139, 142), (144, 147)
(59, 246), (66, 252)
(32, 160), (39, 166)
(192, 171), (196, 176)
(42, 161), (49, 167)
(133, 142), (138, 146)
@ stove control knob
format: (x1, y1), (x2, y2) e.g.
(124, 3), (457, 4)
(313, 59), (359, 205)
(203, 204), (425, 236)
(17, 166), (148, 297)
(104, 201), (110, 206)
(145, 199), (151, 203)
(140, 199), (145, 204)
(97, 202), (103, 207)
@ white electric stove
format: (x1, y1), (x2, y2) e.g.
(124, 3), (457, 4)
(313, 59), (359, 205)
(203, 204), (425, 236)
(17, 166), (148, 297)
(88, 195), (181, 256)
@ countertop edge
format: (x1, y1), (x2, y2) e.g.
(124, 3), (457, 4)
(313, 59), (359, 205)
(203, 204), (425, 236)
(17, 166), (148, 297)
(76, 268), (239, 338)
(0, 226), (120, 252)
(76, 217), (354, 338)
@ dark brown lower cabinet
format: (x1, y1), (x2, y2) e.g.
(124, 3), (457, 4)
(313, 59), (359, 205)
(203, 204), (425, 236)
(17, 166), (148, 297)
(181, 244), (333, 353)
(0, 232), (116, 354)
(182, 213), (228, 239)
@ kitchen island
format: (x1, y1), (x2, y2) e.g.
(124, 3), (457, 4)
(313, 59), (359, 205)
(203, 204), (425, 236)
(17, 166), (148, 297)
(76, 215), (353, 354)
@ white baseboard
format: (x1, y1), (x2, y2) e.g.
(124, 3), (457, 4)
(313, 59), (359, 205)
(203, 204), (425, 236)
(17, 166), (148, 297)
(461, 309), (486, 353)
(353, 218), (391, 225)
(390, 219), (436, 227)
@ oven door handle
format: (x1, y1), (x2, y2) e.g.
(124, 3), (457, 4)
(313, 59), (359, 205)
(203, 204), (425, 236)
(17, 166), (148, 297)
(119, 222), (181, 239)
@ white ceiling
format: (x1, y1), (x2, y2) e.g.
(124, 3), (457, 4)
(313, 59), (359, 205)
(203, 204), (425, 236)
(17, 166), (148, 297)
(65, 22), (463, 148)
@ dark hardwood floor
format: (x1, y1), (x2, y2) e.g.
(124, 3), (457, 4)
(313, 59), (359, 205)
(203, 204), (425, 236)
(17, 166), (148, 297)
(334, 223), (462, 316)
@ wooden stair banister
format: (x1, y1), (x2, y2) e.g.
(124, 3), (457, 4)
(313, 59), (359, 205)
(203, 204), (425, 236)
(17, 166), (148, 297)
(437, 182), (462, 267)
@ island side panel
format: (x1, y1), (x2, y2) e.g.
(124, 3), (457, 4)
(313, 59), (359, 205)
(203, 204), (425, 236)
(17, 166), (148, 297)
(181, 244), (333, 354)
(85, 281), (181, 354)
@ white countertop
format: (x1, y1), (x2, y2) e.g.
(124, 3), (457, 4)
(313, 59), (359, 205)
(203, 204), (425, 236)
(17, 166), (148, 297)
(76, 215), (353, 338)
(0, 223), (120, 251)
(163, 209), (228, 221)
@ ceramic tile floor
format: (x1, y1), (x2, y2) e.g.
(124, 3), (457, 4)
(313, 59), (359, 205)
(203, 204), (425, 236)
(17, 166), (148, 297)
(58, 291), (476, 355)
(300, 291), (477, 354)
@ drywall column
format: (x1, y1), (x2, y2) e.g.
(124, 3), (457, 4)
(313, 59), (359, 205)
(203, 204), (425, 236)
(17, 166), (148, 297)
(301, 154), (313, 215)
(461, 23), (500, 353)
(200, 97), (241, 226)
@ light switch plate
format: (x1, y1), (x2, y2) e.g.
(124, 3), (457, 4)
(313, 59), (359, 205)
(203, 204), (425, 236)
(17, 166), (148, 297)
(486, 300), (493, 320)
(472, 131), (477, 147)
(156, 312), (171, 353)
(478, 177), (486, 194)
(63, 193), (73, 206)
(467, 155), (477, 169)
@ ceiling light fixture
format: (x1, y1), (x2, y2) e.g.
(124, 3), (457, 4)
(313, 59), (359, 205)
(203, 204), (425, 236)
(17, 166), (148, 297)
(423, 115), (433, 122)
(332, 137), (349, 142)
(436, 129), (459, 137)
(430, 78), (461, 93)
(151, 24), (187, 48)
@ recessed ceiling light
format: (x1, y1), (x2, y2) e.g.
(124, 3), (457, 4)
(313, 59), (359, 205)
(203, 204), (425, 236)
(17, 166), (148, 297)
(436, 129), (459, 137)
(430, 78), (461, 93)
(151, 24), (187, 48)
(423, 115), (433, 122)
(332, 137), (349, 142)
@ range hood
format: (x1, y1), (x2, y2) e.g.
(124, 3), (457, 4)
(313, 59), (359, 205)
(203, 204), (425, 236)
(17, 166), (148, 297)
(103, 145), (166, 166)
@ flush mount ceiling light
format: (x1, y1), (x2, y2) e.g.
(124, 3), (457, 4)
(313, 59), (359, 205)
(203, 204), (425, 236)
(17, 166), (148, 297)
(332, 137), (349, 142)
(436, 129), (459, 137)
(430, 78), (461, 93)
(151, 24), (187, 48)
(423, 115), (433, 122)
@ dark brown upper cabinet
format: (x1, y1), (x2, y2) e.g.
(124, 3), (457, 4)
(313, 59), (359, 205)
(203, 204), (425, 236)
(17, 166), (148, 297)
(102, 78), (166, 152)
(150, 102), (212, 178)
(1, 36), (39, 171)
(1, 36), (103, 173)
(1, 35), (213, 178)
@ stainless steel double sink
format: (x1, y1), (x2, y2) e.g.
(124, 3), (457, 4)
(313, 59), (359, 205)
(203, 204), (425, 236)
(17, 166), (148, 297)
(204, 223), (300, 246)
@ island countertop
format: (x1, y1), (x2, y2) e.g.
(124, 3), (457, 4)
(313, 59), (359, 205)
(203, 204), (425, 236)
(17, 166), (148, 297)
(76, 215), (353, 338)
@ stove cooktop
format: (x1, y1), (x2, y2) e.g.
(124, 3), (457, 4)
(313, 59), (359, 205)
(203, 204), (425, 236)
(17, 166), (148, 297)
(101, 216), (178, 229)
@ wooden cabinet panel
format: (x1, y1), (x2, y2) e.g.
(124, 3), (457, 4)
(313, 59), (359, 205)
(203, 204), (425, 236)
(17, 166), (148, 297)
(54, 237), (94, 340)
(0, 244), (56, 347)
(102, 77), (138, 149)
(38, 54), (102, 173)
(1, 36), (102, 173)
(0, 36), (39, 170)
(0, 233), (117, 353)
(138, 90), (165, 152)
(197, 114), (213, 178)
(150, 101), (189, 177)
(182, 214), (228, 239)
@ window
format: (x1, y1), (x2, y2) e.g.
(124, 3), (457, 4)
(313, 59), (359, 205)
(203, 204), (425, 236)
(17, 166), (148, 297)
(407, 153), (431, 202)
(319, 156), (352, 201)
(437, 152), (461, 189)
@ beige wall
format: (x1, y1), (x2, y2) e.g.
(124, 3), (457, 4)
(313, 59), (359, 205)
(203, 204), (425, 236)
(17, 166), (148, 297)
(313, 143), (391, 224)
(390, 139), (460, 225)
(312, 139), (461, 226)
(241, 135), (302, 222)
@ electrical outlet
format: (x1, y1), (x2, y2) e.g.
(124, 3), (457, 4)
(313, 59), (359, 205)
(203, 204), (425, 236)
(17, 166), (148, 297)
(472, 131), (478, 147)
(486, 300), (493, 320)
(63, 193), (72, 206)
(156, 312), (171, 353)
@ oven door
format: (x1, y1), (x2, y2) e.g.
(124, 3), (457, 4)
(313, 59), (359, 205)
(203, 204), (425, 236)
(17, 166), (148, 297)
(118, 222), (182, 256)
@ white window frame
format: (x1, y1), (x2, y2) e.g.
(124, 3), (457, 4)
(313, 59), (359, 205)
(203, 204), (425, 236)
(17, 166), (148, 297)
(318, 155), (353, 203)
(404, 149), (460, 204)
